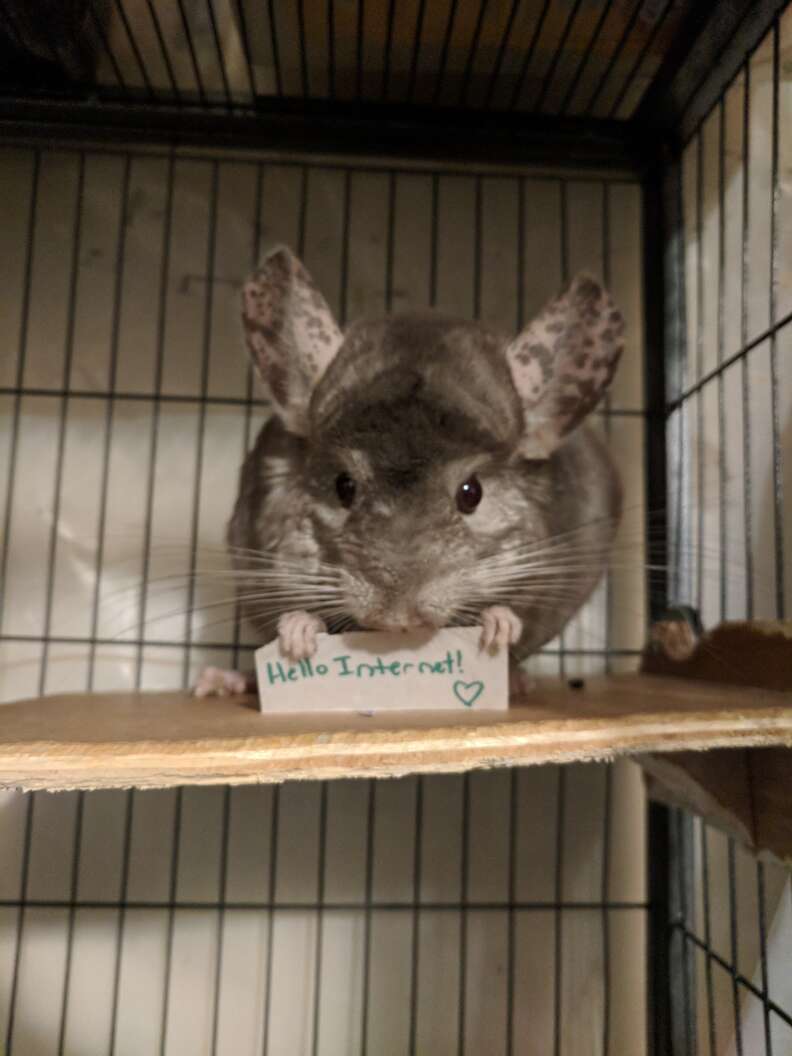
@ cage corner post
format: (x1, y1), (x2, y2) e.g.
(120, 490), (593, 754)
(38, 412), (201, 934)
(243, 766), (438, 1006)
(643, 149), (682, 1056)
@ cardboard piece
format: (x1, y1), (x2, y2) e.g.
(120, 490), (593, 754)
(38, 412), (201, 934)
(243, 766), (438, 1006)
(640, 619), (792, 864)
(254, 627), (508, 713)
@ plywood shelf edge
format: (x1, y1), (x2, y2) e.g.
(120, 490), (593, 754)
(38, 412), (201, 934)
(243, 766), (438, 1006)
(1, 672), (790, 792)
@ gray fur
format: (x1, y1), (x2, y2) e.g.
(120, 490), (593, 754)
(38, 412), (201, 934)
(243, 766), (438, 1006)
(229, 256), (623, 660)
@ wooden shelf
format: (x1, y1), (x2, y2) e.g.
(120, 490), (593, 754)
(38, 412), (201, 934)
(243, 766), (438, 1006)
(1, 673), (791, 791)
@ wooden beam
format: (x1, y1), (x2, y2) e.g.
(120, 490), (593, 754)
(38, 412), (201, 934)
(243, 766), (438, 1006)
(0, 672), (790, 791)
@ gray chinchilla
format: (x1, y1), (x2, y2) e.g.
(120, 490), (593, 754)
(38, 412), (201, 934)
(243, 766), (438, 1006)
(195, 246), (623, 697)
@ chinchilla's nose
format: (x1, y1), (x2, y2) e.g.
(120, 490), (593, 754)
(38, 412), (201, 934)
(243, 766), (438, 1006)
(369, 609), (426, 632)
(365, 591), (447, 629)
(364, 597), (440, 632)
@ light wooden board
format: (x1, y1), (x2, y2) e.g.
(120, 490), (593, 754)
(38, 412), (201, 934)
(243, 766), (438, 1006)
(1, 674), (791, 791)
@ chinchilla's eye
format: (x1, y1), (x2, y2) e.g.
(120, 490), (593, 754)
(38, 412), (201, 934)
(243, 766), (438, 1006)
(335, 472), (357, 508)
(456, 474), (482, 514)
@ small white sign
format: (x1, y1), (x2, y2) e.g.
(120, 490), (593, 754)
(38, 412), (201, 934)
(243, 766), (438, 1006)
(254, 626), (508, 713)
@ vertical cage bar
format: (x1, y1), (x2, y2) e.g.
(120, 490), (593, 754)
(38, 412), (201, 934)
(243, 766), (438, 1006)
(143, 0), (182, 101)
(532, 0), (585, 113)
(209, 783), (232, 1056)
(359, 780), (376, 1056)
(727, 840), (744, 1055)
(39, 151), (86, 690)
(432, 0), (461, 107)
(607, 0), (675, 120)
(107, 778), (136, 1053)
(220, 165), (264, 1055)
(0, 148), (39, 631)
(552, 768), (566, 1056)
(505, 175), (527, 1054)
(232, 0), (258, 104)
(267, 0), (283, 97)
(296, 0), (310, 97)
(458, 0), (489, 107)
(380, 0), (397, 101)
(206, 0), (233, 108)
(57, 152), (132, 1055)
(740, 61), (754, 620)
(175, 0), (208, 104)
(675, 810), (697, 1055)
(700, 825), (718, 1054)
(648, 803), (672, 1056)
(557, 0), (617, 115)
(601, 178), (613, 673)
(310, 782), (329, 1055)
(109, 151), (177, 1056)
(505, 769), (518, 1056)
(407, 775), (423, 1056)
(671, 160), (687, 603)
(601, 179), (614, 1056)
(583, 0), (643, 118)
(112, 0), (156, 99)
(181, 159), (220, 689)
(405, 0), (428, 104)
(482, 0), (521, 110)
(260, 784), (281, 1055)
(756, 862), (774, 1054)
(647, 125), (675, 1053)
(456, 772), (471, 1056)
(11, 153), (86, 1056)
(695, 127), (705, 614)
(158, 786), (185, 1056)
(768, 17), (785, 619)
(355, 0), (364, 100)
(717, 96), (727, 623)
(557, 178), (569, 674)
(601, 764), (613, 1055)
(85, 0), (129, 95)
(327, 0), (336, 100)
(231, 161), (265, 680)
(508, 0), (551, 111)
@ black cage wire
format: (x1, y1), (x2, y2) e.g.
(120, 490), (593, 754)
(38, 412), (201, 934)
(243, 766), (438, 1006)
(1, 1), (791, 1054)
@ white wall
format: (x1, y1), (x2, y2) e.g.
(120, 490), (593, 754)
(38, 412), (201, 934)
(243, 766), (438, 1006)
(0, 144), (647, 1055)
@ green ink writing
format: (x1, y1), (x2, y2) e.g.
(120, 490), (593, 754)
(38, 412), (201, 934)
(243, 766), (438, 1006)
(265, 661), (299, 685)
(334, 655), (354, 677)
(265, 648), (478, 688)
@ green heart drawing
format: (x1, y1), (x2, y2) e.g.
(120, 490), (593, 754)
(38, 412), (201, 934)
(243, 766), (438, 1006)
(453, 680), (484, 707)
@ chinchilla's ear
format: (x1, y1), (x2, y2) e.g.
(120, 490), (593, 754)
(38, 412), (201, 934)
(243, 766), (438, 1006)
(504, 273), (624, 458)
(241, 246), (343, 435)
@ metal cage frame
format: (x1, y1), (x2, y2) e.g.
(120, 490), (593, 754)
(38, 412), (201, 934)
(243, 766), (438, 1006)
(1, 1), (792, 1053)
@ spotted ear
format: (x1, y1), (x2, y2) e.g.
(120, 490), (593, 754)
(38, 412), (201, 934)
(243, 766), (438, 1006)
(504, 273), (624, 458)
(241, 246), (343, 435)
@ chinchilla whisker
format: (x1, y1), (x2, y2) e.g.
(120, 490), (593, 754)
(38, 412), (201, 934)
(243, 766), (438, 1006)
(482, 564), (646, 579)
(99, 572), (342, 605)
(105, 588), (345, 639)
(148, 543), (286, 566)
(474, 585), (586, 603)
(480, 575), (590, 590)
(98, 591), (342, 620)
(478, 537), (615, 566)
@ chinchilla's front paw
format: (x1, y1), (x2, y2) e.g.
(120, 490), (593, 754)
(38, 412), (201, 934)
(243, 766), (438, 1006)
(193, 667), (253, 698)
(508, 661), (536, 701)
(277, 610), (327, 661)
(479, 606), (523, 652)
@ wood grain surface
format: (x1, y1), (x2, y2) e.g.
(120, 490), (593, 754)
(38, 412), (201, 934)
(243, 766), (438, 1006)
(1, 673), (790, 791)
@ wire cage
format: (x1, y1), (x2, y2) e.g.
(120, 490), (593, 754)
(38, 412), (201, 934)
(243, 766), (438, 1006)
(0, 1), (790, 1054)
